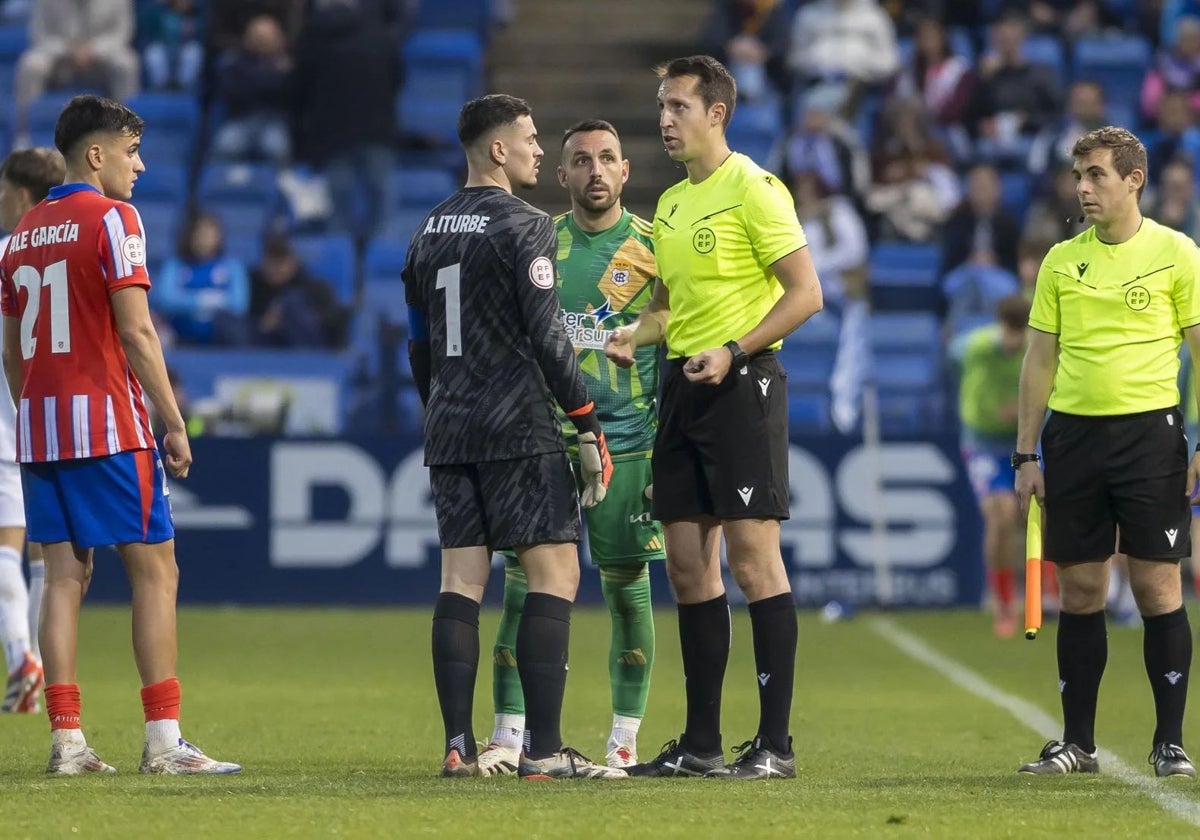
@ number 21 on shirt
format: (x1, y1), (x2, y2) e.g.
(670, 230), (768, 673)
(12, 259), (70, 359)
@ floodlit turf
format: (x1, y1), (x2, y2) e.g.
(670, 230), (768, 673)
(1, 607), (1199, 838)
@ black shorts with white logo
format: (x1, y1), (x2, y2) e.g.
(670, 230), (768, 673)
(652, 352), (790, 521)
(429, 452), (580, 550)
(1042, 406), (1191, 564)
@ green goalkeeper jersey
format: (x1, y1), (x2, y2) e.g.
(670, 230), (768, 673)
(555, 209), (658, 456)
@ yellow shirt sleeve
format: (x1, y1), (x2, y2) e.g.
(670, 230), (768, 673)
(1173, 234), (1200, 330)
(745, 174), (807, 268)
(1028, 253), (1061, 335)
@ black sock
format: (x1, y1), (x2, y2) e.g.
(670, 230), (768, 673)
(1058, 610), (1107, 754)
(431, 592), (480, 758)
(678, 594), (730, 756)
(1143, 606), (1192, 747)
(749, 593), (797, 754)
(517, 592), (572, 759)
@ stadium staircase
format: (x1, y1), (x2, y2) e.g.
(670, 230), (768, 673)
(490, 0), (713, 218)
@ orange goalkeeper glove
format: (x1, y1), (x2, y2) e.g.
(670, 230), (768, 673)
(566, 402), (612, 508)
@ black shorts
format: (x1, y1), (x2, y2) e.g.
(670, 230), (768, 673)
(429, 452), (580, 550)
(652, 352), (790, 521)
(1042, 407), (1191, 563)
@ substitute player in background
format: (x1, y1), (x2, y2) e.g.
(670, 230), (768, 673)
(607, 56), (823, 780)
(403, 95), (623, 781)
(1016, 126), (1200, 778)
(0, 147), (62, 714)
(479, 119), (664, 775)
(952, 294), (1029, 638)
(0, 95), (239, 775)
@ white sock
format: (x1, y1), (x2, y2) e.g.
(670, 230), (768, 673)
(52, 727), (87, 748)
(27, 560), (43, 664)
(0, 545), (30, 673)
(146, 718), (183, 754)
(491, 713), (524, 750)
(608, 714), (641, 751)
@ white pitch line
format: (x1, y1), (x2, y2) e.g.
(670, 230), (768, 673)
(871, 617), (1200, 829)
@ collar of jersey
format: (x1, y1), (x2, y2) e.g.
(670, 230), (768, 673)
(48, 183), (102, 199)
(568, 207), (629, 239)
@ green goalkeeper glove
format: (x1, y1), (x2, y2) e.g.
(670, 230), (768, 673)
(565, 401), (612, 508)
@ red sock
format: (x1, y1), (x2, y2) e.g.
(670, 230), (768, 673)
(141, 677), (181, 722)
(989, 568), (1015, 609)
(45, 683), (81, 730)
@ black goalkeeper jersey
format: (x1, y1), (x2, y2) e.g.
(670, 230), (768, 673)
(402, 186), (589, 466)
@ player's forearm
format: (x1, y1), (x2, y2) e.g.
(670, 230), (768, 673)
(408, 339), (431, 407)
(119, 325), (186, 433)
(1016, 345), (1056, 452)
(1, 349), (21, 408)
(737, 281), (823, 355)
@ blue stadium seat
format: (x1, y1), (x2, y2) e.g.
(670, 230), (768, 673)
(397, 95), (463, 147)
(128, 92), (200, 169)
(1023, 34), (1067, 80)
(209, 203), (272, 240)
(393, 166), (455, 210)
(875, 393), (929, 435)
(726, 124), (775, 167)
(869, 312), (940, 352)
(133, 198), (183, 260)
(868, 242), (942, 311)
(364, 238), (410, 285)
(223, 233), (263, 267)
(415, 0), (494, 38)
(736, 99), (783, 136)
(788, 392), (832, 435)
(403, 29), (483, 98)
(290, 234), (357, 304)
(789, 308), (840, 346)
(1073, 34), (1151, 107)
(381, 208), (431, 243)
(132, 162), (187, 201)
(873, 352), (940, 390)
(998, 170), (1031, 219)
(778, 345), (835, 388)
(0, 24), (26, 62)
(197, 162), (278, 206)
(28, 91), (85, 138)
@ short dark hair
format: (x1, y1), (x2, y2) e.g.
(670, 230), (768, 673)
(996, 293), (1031, 332)
(1071, 125), (1148, 197)
(561, 119), (620, 149)
(54, 94), (144, 158)
(457, 94), (532, 148)
(0, 147), (65, 202)
(655, 55), (737, 127)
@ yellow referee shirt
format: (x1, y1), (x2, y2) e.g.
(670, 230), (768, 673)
(653, 152), (806, 358)
(1029, 217), (1200, 415)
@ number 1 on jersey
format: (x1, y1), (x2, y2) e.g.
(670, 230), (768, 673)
(436, 263), (462, 357)
(13, 259), (71, 360)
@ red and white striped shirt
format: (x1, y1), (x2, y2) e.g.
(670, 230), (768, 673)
(0, 183), (155, 463)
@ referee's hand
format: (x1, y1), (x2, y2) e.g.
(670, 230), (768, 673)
(1187, 452), (1200, 502)
(604, 327), (637, 369)
(684, 347), (733, 385)
(1014, 462), (1044, 519)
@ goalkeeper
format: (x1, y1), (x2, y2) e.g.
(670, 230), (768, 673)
(479, 120), (665, 774)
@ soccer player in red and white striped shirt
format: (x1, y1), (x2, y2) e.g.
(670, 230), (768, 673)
(0, 95), (239, 776)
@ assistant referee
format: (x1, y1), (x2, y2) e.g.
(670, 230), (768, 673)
(1015, 126), (1200, 779)
(605, 55), (823, 781)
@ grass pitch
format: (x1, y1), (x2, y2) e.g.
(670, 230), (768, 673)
(1, 606), (1199, 839)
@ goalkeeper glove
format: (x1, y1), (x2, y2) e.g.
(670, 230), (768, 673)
(566, 401), (612, 508)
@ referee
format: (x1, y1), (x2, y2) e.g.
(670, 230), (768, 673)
(1015, 126), (1200, 778)
(605, 55), (823, 780)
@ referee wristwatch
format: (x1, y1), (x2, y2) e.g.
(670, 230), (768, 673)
(724, 340), (749, 370)
(1010, 452), (1041, 469)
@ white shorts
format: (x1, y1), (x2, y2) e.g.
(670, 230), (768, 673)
(0, 460), (25, 528)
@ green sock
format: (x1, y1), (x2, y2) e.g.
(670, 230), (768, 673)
(601, 563), (655, 719)
(493, 558), (526, 715)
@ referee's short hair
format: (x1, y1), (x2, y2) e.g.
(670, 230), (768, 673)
(656, 55), (737, 127)
(1071, 126), (1148, 198)
(457, 94), (532, 148)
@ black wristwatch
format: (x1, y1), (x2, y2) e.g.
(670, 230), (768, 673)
(724, 340), (749, 370)
(1010, 452), (1041, 469)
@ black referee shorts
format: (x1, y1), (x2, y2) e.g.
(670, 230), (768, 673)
(1042, 406), (1191, 564)
(429, 452), (580, 551)
(652, 352), (790, 521)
